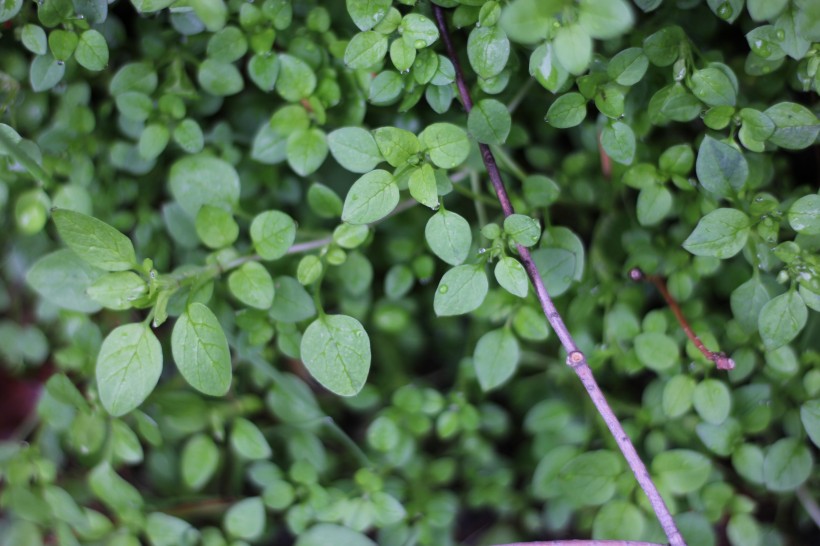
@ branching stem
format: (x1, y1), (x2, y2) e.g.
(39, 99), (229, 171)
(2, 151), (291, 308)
(432, 7), (686, 546)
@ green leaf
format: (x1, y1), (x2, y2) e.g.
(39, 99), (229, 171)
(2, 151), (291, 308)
(341, 169), (400, 224)
(369, 70), (403, 105)
(730, 275), (772, 333)
(637, 185), (673, 226)
(682, 208), (750, 259)
(763, 437), (813, 492)
(643, 25), (684, 66)
(300, 314), (371, 396)
(695, 136), (748, 197)
(296, 524), (376, 546)
(494, 257), (529, 298)
(138, 123), (170, 161)
(75, 30), (108, 71)
(248, 53), (279, 91)
(276, 54), (316, 102)
(225, 497), (265, 541)
(425, 209), (472, 266)
(659, 144), (694, 175)
(408, 163), (439, 209)
(546, 92), (587, 128)
(474, 328), (520, 391)
(592, 501), (645, 541)
(228, 262), (275, 310)
(173, 119), (204, 154)
(531, 247), (576, 297)
(467, 98), (511, 145)
(206, 26), (247, 63)
(346, 0), (391, 31)
(652, 449), (711, 494)
(788, 194), (820, 235)
(504, 214), (541, 247)
(169, 154), (240, 218)
(372, 127), (420, 167)
(418, 123), (470, 169)
(528, 42), (569, 93)
(434, 265), (488, 317)
(96, 323), (162, 417)
(181, 434), (219, 490)
(732, 444), (765, 485)
(286, 128), (328, 176)
(30, 54), (65, 92)
(748, 0), (787, 21)
(87, 272), (148, 310)
(231, 417), (272, 460)
(607, 47), (649, 86)
(389, 37), (416, 72)
(26, 249), (103, 312)
(558, 450), (623, 506)
(250, 210), (296, 261)
(693, 379), (732, 424)
(600, 121), (635, 165)
(800, 400), (820, 449)
(53, 209), (137, 271)
(22, 24), (48, 55)
(194, 205), (238, 250)
(327, 127), (383, 173)
(0, 0), (22, 22)
(662, 374), (696, 418)
(88, 462), (143, 515)
(145, 512), (199, 546)
(553, 24), (592, 75)
(763, 102), (820, 150)
(197, 59), (243, 96)
(400, 13), (439, 48)
(690, 67), (736, 106)
(578, 0), (633, 39)
(270, 276), (316, 322)
(345, 31), (389, 70)
(500, 0), (561, 44)
(48, 29), (78, 61)
(308, 183), (344, 218)
(757, 291), (808, 350)
(467, 26), (510, 80)
(171, 302), (232, 396)
(634, 331), (679, 371)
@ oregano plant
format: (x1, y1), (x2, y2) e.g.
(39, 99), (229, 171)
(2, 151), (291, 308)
(0, 1), (818, 545)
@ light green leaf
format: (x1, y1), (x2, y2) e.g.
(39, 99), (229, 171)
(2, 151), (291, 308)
(0, 0), (22, 22)
(418, 123), (470, 169)
(763, 437), (813, 492)
(346, 0), (391, 31)
(87, 272), (148, 310)
(181, 434), (219, 490)
(30, 54), (65, 92)
(145, 512), (199, 546)
(683, 208), (750, 259)
(276, 54), (316, 102)
(296, 524), (376, 546)
(474, 328), (520, 391)
(600, 121), (635, 165)
(228, 262), (275, 310)
(662, 374), (696, 418)
(467, 26), (510, 80)
(467, 98), (511, 145)
(206, 25), (247, 63)
(733, 444), (765, 485)
(341, 169), (399, 224)
(22, 24), (48, 55)
(694, 379), (732, 424)
(88, 462), (143, 515)
(800, 400), (820, 449)
(369, 70), (403, 105)
(504, 214), (541, 247)
(194, 205), (238, 250)
(763, 102), (820, 150)
(546, 92), (587, 128)
(758, 291), (808, 350)
(500, 0), (562, 44)
(231, 417), (272, 460)
(425, 209), (472, 266)
(730, 276), (772, 333)
(197, 59), (243, 96)
(171, 302), (232, 396)
(558, 450), (623, 506)
(637, 185), (673, 226)
(408, 163), (438, 209)
(531, 247), (576, 297)
(308, 183), (344, 218)
(788, 194), (820, 235)
(372, 127), (420, 167)
(494, 257), (528, 298)
(345, 31), (389, 70)
(248, 53), (279, 91)
(607, 47), (649, 86)
(96, 323), (162, 417)
(26, 249), (103, 312)
(328, 127), (383, 173)
(225, 497), (265, 541)
(748, 0), (787, 21)
(389, 37), (416, 72)
(53, 209), (137, 271)
(400, 13), (439, 48)
(695, 136), (748, 197)
(653, 449), (711, 494)
(553, 24), (591, 75)
(529, 41), (569, 92)
(434, 265), (488, 317)
(286, 128), (328, 176)
(173, 119), (204, 154)
(138, 123), (170, 161)
(578, 0), (634, 39)
(690, 67), (736, 106)
(592, 501), (645, 541)
(300, 314), (371, 396)
(250, 210), (296, 260)
(169, 154), (240, 218)
(75, 30), (108, 71)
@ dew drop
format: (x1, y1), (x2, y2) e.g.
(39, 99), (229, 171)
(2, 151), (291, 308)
(775, 29), (785, 41)
(438, 284), (449, 294)
(477, 247), (487, 254)
(716, 2), (733, 19)
(414, 39), (426, 49)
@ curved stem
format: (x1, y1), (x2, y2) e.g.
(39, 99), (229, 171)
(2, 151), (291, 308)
(432, 7), (686, 546)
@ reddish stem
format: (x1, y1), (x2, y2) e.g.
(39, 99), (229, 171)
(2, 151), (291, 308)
(432, 7), (686, 546)
(630, 268), (735, 371)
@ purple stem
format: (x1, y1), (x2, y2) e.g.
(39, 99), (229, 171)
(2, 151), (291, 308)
(498, 542), (665, 546)
(432, 7), (686, 546)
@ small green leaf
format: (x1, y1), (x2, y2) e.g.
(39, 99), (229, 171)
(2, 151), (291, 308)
(531, 247), (576, 297)
(138, 123), (170, 161)
(171, 303), (232, 396)
(250, 210), (297, 261)
(578, 0), (634, 40)
(730, 275), (772, 333)
(88, 462), (143, 515)
(400, 13), (439, 48)
(553, 24), (592, 75)
(763, 437), (813, 492)
(788, 194), (820, 235)
(0, 0), (22, 23)
(53, 209), (137, 271)
(169, 154), (240, 217)
(558, 450), (623, 506)
(145, 512), (199, 546)
(270, 276), (316, 322)
(682, 208), (750, 259)
(173, 119), (204, 154)
(637, 185), (673, 226)
(231, 417), (272, 460)
(345, 31), (389, 70)
(634, 331), (679, 372)
(800, 400), (820, 449)
(286, 128), (328, 176)
(195, 205), (239, 249)
(662, 374), (696, 418)
(224, 497), (265, 541)
(276, 54), (316, 102)
(300, 314), (371, 396)
(26, 249), (103, 312)
(96, 323), (162, 417)
(88, 272), (148, 310)
(425, 209), (472, 266)
(592, 501), (645, 541)
(694, 379), (732, 424)
(546, 92), (587, 128)
(346, 0), (391, 31)
(328, 127), (383, 173)
(75, 30), (108, 71)
(434, 265), (489, 317)
(467, 98), (511, 145)
(690, 67), (736, 106)
(342, 169), (400, 224)
(408, 163), (439, 209)
(197, 59), (243, 96)
(206, 26), (247, 63)
(181, 434), (219, 490)
(600, 121), (635, 165)
(732, 444), (765, 485)
(763, 102), (820, 150)
(653, 449), (711, 494)
(389, 36), (416, 72)
(474, 328), (520, 391)
(494, 257), (529, 298)
(695, 136), (748, 197)
(369, 70), (403, 105)
(418, 123), (470, 169)
(247, 53), (279, 91)
(504, 214), (541, 247)
(528, 42), (569, 93)
(758, 291), (808, 350)
(22, 24), (48, 55)
(607, 47), (649, 86)
(228, 262), (275, 310)
(296, 524), (376, 546)
(467, 26), (510, 80)
(372, 127), (420, 167)
(30, 54), (65, 92)
(308, 183), (344, 218)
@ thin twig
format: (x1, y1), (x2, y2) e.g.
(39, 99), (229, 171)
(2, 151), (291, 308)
(630, 268), (734, 370)
(432, 7), (686, 546)
(797, 485), (820, 530)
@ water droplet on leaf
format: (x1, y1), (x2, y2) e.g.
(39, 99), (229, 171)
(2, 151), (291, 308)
(716, 2), (733, 19)
(438, 285), (449, 294)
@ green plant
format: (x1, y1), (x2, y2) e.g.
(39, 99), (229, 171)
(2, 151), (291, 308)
(0, 0), (818, 545)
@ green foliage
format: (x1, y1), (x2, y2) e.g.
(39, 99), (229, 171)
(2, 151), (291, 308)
(0, 1), (818, 545)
